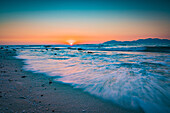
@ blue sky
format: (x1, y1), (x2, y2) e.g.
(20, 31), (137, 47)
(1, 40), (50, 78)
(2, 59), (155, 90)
(0, 0), (169, 44)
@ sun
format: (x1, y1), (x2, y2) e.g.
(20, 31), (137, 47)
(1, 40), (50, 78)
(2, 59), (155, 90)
(66, 40), (76, 46)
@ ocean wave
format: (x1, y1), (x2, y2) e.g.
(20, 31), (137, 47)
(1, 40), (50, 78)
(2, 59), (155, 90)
(15, 46), (170, 113)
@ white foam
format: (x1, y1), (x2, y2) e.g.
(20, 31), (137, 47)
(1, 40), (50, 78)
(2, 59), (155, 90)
(16, 48), (170, 112)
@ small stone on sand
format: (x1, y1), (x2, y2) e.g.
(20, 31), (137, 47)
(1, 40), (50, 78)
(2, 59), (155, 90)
(8, 79), (13, 82)
(19, 97), (26, 99)
(46, 108), (49, 111)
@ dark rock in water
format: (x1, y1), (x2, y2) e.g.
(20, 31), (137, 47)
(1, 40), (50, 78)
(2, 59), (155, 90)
(0, 47), (3, 49)
(52, 110), (55, 112)
(19, 97), (26, 99)
(1, 71), (6, 73)
(54, 48), (60, 50)
(46, 49), (48, 51)
(41, 94), (43, 97)
(0, 95), (2, 98)
(13, 49), (16, 51)
(8, 79), (12, 81)
(54, 53), (57, 55)
(49, 80), (52, 84)
(78, 48), (83, 50)
(39, 101), (41, 103)
(87, 51), (93, 53)
(15, 70), (17, 72)
(54, 88), (56, 90)
(44, 45), (51, 48)
(41, 84), (45, 87)
(67, 47), (72, 49)
(21, 76), (27, 78)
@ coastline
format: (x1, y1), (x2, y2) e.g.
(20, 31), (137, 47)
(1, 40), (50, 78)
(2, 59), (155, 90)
(0, 49), (139, 113)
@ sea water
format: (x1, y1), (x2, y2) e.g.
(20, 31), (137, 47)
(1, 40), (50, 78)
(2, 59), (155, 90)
(14, 44), (170, 113)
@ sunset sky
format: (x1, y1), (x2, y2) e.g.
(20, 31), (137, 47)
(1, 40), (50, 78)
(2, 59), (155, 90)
(0, 0), (170, 45)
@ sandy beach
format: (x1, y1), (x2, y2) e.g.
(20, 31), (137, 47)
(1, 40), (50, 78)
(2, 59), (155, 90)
(0, 49), (138, 113)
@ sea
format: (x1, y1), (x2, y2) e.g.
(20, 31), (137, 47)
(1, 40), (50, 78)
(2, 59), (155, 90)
(4, 43), (170, 113)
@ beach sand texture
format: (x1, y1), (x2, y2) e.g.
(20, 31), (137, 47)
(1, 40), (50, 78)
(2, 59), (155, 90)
(0, 49), (137, 113)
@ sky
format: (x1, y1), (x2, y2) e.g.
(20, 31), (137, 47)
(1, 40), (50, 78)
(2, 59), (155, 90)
(0, 0), (170, 45)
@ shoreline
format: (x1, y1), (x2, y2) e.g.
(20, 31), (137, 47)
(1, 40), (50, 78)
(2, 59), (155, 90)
(0, 49), (139, 113)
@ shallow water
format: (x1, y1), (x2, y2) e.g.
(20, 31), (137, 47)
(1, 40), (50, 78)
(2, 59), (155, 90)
(15, 45), (170, 113)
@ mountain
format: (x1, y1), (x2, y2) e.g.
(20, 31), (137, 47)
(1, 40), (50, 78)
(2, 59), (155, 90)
(103, 38), (170, 44)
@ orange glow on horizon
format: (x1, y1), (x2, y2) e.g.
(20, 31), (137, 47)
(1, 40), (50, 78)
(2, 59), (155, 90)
(66, 40), (76, 46)
(0, 17), (169, 45)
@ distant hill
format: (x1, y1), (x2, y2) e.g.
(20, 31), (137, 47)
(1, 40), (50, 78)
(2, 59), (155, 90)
(103, 38), (170, 44)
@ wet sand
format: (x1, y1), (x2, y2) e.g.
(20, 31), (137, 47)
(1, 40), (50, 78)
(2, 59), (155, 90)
(0, 49), (139, 113)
